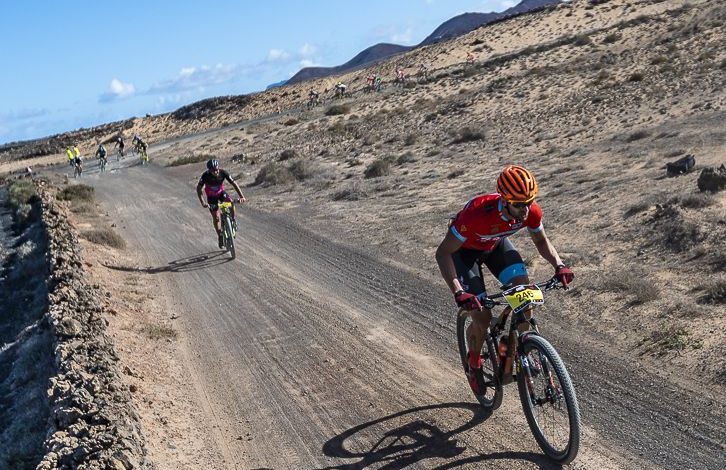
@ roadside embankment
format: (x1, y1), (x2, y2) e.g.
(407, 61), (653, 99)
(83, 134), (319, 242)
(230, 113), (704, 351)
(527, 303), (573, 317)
(0, 178), (148, 469)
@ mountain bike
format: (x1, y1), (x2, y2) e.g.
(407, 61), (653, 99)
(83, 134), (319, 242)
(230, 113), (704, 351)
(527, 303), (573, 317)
(117, 148), (124, 162)
(457, 277), (581, 464)
(99, 156), (107, 173)
(218, 201), (237, 259)
(139, 146), (149, 165)
(73, 160), (83, 178)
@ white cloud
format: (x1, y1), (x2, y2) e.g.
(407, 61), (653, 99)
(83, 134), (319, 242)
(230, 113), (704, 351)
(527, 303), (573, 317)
(500, 0), (517, 8)
(99, 78), (136, 102)
(300, 43), (317, 57)
(146, 64), (239, 95)
(267, 48), (292, 62)
(391, 27), (414, 44)
(299, 59), (321, 68)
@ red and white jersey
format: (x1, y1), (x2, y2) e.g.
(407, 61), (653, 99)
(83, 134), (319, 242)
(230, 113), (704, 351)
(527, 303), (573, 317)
(450, 193), (543, 251)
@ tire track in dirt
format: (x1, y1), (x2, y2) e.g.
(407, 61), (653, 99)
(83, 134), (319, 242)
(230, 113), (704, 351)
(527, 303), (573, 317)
(84, 164), (701, 469)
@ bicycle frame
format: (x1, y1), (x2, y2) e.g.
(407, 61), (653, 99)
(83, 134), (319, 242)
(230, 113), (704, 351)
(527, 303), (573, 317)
(479, 277), (560, 385)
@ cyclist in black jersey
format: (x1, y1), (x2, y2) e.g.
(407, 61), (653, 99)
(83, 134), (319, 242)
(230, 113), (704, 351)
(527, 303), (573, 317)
(196, 159), (246, 248)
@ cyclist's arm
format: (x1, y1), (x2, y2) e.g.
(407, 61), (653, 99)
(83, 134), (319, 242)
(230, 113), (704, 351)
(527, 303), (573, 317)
(196, 182), (206, 205)
(529, 228), (564, 269)
(436, 230), (465, 294)
(225, 175), (246, 201)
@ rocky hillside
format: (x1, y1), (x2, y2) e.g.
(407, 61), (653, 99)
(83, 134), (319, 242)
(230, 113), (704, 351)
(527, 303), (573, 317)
(147, 0), (725, 382)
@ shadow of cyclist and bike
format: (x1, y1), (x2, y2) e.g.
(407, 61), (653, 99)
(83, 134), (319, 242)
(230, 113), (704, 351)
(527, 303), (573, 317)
(103, 251), (231, 274)
(319, 402), (558, 469)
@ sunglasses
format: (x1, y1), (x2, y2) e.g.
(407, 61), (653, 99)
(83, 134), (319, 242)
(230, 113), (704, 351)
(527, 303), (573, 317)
(509, 200), (533, 209)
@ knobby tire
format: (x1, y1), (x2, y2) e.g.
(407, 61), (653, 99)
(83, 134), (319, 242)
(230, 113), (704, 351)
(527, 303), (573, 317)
(516, 334), (581, 464)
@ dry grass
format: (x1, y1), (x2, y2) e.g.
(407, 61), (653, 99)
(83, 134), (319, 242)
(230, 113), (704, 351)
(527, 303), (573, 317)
(451, 126), (486, 144)
(332, 182), (367, 201)
(699, 279), (726, 305)
(167, 153), (211, 167)
(254, 162), (294, 186)
(325, 104), (351, 116)
(600, 268), (660, 305)
(364, 159), (391, 179)
(57, 184), (94, 202)
(82, 227), (126, 249)
(140, 324), (178, 341)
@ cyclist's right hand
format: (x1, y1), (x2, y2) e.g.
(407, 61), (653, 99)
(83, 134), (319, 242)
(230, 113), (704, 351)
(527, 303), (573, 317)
(455, 290), (481, 311)
(201, 202), (209, 209)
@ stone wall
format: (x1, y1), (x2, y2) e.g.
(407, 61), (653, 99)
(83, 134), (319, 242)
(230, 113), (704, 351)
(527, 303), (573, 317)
(35, 182), (148, 469)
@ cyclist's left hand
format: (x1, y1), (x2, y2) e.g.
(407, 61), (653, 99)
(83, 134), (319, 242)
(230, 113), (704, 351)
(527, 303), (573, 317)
(237, 196), (246, 204)
(555, 264), (574, 288)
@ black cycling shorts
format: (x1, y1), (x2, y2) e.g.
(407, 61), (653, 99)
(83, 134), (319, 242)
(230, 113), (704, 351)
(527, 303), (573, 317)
(453, 238), (528, 297)
(207, 192), (232, 212)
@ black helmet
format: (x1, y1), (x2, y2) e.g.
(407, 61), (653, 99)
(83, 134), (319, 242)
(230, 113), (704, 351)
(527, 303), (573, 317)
(207, 159), (220, 170)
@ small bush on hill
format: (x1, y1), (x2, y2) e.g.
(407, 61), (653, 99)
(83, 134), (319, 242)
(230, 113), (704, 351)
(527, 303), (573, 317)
(82, 227), (126, 249)
(332, 182), (367, 201)
(602, 32), (622, 44)
(699, 279), (726, 305)
(279, 149), (297, 161)
(404, 134), (418, 146)
(57, 184), (94, 202)
(168, 154), (211, 167)
(364, 159), (391, 179)
(601, 268), (659, 304)
(284, 118), (299, 126)
(326, 104), (350, 116)
(574, 34), (592, 46)
(254, 162), (294, 186)
(397, 152), (416, 165)
(452, 126), (486, 144)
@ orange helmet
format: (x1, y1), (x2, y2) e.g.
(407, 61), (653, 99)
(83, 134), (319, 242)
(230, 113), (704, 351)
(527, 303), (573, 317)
(496, 165), (538, 203)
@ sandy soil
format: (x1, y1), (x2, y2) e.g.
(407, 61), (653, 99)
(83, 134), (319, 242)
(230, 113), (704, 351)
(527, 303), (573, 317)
(4, 0), (725, 468)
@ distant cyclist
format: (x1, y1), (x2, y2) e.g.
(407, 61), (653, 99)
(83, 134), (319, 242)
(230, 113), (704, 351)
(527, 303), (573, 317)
(334, 81), (347, 98)
(72, 153), (83, 177)
(114, 136), (125, 157)
(196, 159), (247, 249)
(66, 146), (75, 166)
(435, 165), (574, 393)
(95, 143), (107, 165)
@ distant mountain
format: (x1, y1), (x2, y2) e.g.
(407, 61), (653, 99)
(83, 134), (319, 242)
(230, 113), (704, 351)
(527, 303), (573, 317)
(286, 0), (559, 84)
(418, 12), (501, 46)
(266, 79), (289, 90)
(288, 43), (411, 85)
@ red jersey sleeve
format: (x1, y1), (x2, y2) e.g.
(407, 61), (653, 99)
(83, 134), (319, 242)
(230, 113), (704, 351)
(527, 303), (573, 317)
(525, 201), (543, 232)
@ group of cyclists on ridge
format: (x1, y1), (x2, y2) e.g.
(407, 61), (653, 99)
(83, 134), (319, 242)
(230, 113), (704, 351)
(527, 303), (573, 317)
(66, 133), (150, 177)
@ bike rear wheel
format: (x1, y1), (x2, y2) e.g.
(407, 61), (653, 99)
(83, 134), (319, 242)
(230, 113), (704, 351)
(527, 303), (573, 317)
(223, 215), (236, 259)
(457, 313), (503, 410)
(517, 334), (581, 464)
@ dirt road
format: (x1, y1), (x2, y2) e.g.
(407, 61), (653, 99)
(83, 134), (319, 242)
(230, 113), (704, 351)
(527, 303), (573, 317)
(82, 162), (723, 469)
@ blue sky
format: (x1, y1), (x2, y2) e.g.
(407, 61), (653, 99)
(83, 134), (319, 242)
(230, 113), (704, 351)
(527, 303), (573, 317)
(0, 0), (517, 144)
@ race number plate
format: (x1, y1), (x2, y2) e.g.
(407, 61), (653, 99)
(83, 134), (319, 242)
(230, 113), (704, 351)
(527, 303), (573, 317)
(502, 284), (544, 314)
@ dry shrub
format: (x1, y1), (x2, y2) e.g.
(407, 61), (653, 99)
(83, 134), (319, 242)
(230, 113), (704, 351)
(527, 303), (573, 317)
(602, 32), (621, 44)
(574, 34), (592, 46)
(284, 118), (299, 126)
(668, 193), (717, 210)
(57, 184), (94, 202)
(404, 134), (418, 146)
(325, 104), (350, 116)
(601, 268), (660, 305)
(364, 159), (391, 179)
(699, 279), (726, 305)
(140, 324), (178, 340)
(452, 126), (486, 144)
(279, 149), (297, 161)
(662, 219), (701, 252)
(254, 162), (294, 186)
(332, 182), (368, 201)
(628, 71), (645, 82)
(167, 153), (211, 167)
(625, 130), (650, 142)
(448, 169), (465, 179)
(82, 227), (126, 249)
(397, 152), (416, 165)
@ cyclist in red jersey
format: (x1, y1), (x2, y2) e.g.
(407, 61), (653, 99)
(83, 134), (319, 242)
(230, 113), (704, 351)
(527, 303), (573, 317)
(435, 165), (574, 394)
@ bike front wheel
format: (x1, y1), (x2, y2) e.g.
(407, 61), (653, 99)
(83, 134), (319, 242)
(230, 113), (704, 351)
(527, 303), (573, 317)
(223, 215), (236, 259)
(517, 334), (581, 464)
(457, 313), (503, 410)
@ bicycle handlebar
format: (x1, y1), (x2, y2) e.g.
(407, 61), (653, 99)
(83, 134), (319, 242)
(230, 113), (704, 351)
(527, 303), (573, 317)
(480, 277), (562, 306)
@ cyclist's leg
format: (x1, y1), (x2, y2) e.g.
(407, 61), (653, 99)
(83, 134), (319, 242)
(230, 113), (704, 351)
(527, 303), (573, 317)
(453, 248), (491, 367)
(483, 238), (532, 332)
